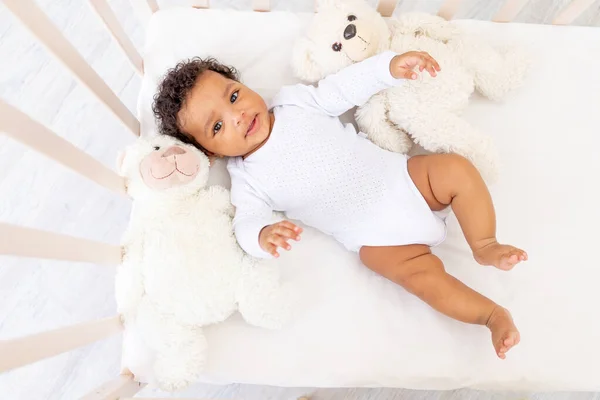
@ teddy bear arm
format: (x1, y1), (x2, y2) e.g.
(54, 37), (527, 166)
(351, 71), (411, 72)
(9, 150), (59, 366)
(356, 92), (413, 154)
(392, 109), (499, 183)
(236, 257), (290, 330)
(115, 237), (145, 319)
(459, 38), (530, 101)
(391, 12), (460, 42)
(207, 185), (235, 217)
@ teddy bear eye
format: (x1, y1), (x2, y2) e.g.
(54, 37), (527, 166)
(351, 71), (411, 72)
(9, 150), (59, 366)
(347, 15), (357, 21)
(154, 146), (160, 151)
(332, 42), (342, 52)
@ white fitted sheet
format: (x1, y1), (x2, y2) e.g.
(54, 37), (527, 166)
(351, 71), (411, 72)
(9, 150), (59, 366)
(125, 7), (600, 391)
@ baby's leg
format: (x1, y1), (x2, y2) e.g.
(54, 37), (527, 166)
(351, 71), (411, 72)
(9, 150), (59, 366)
(408, 153), (527, 270)
(360, 244), (519, 359)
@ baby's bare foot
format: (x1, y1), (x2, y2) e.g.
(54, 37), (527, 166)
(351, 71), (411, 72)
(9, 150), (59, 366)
(474, 240), (527, 271)
(486, 306), (520, 359)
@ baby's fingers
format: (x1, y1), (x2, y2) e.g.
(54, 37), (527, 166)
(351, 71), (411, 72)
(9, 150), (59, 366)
(270, 235), (292, 256)
(278, 220), (303, 235)
(426, 61), (437, 77)
(274, 224), (301, 241)
(402, 69), (418, 80)
(264, 242), (280, 258)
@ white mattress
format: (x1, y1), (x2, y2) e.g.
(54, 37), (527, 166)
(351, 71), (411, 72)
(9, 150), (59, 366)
(125, 7), (600, 391)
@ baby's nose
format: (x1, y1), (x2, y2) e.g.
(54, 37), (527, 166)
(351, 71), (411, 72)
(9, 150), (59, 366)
(234, 110), (246, 125)
(162, 146), (186, 158)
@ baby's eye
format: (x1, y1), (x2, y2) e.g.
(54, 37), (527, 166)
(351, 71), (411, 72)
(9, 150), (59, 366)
(332, 42), (342, 52)
(153, 146), (160, 150)
(213, 121), (223, 135)
(230, 90), (239, 103)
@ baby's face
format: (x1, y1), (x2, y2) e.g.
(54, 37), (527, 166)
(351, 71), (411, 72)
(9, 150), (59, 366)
(178, 70), (271, 158)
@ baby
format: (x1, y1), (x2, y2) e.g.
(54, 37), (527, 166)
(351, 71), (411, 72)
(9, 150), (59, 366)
(152, 51), (527, 359)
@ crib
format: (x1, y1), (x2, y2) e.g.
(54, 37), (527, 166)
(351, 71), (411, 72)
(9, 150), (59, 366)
(1, 0), (599, 398)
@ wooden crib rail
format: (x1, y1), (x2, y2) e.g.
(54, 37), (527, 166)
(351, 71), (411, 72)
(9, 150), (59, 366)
(88, 0), (144, 75)
(0, 316), (122, 373)
(253, 0), (270, 12)
(0, 223), (123, 265)
(191, 0), (210, 8)
(82, 374), (146, 400)
(553, 0), (597, 24)
(376, 0), (397, 17)
(126, 0), (596, 24)
(493, 0), (531, 22)
(0, 100), (127, 196)
(3, 0), (140, 136)
(437, 0), (464, 20)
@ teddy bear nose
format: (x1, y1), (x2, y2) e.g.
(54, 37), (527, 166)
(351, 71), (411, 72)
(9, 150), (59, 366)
(343, 24), (356, 40)
(162, 147), (186, 158)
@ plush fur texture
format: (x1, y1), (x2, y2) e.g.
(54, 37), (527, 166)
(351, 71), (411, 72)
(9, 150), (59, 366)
(115, 135), (289, 391)
(292, 0), (530, 182)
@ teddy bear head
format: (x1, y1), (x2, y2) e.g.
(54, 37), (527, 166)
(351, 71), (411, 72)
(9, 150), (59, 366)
(293, 0), (390, 82)
(118, 135), (210, 201)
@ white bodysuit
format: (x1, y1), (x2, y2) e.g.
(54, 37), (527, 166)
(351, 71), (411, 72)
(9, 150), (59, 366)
(228, 51), (447, 258)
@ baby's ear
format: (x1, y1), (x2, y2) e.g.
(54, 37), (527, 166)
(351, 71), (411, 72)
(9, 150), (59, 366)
(292, 37), (323, 83)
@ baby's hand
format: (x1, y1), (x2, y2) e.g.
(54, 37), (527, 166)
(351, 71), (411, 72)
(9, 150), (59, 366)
(259, 221), (302, 258)
(390, 51), (441, 80)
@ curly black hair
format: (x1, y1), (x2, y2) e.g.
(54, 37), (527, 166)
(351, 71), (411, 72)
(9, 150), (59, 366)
(152, 57), (239, 151)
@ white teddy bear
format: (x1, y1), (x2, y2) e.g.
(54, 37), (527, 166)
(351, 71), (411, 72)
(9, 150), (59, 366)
(115, 135), (289, 391)
(292, 0), (529, 182)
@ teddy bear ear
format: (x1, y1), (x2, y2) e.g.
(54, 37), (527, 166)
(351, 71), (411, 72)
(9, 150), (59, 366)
(292, 37), (324, 83)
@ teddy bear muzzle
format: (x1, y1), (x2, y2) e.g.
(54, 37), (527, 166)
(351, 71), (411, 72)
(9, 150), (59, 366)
(140, 145), (201, 190)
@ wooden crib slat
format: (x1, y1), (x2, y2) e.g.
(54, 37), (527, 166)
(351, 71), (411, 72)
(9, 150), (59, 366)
(493, 0), (530, 22)
(437, 0), (463, 20)
(0, 316), (122, 373)
(253, 0), (270, 12)
(0, 223), (123, 265)
(124, 395), (309, 399)
(81, 375), (146, 400)
(190, 0), (210, 8)
(3, 0), (140, 136)
(0, 100), (127, 196)
(88, 0), (144, 75)
(553, 0), (596, 24)
(376, 0), (397, 17)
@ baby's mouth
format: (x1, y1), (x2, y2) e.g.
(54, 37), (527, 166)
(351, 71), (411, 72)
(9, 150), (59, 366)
(245, 115), (258, 137)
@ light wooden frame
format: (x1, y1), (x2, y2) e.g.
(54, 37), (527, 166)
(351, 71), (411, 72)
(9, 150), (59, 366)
(0, 0), (595, 398)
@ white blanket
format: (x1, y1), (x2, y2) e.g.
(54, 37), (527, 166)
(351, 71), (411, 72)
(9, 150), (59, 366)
(124, 7), (600, 391)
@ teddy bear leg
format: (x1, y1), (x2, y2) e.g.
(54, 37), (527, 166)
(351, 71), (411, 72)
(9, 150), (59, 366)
(356, 92), (413, 154)
(237, 258), (291, 330)
(466, 42), (530, 101)
(153, 328), (207, 392)
(394, 110), (500, 183)
(115, 260), (144, 321)
(136, 298), (206, 391)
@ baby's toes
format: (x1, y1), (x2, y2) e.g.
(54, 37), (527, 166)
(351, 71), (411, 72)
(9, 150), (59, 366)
(520, 250), (528, 261)
(511, 247), (528, 261)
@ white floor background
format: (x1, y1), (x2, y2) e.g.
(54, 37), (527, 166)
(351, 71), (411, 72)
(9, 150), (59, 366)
(1, 1), (599, 399)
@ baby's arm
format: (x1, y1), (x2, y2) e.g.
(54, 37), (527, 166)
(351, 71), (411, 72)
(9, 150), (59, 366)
(283, 50), (439, 116)
(230, 165), (301, 258)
